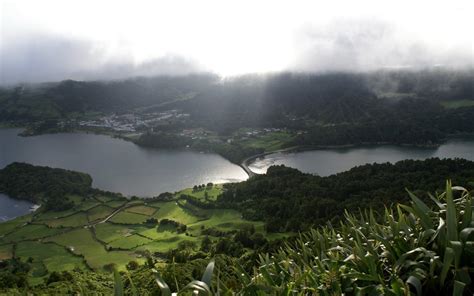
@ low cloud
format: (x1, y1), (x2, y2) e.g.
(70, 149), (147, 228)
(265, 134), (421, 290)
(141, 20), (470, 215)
(289, 19), (473, 72)
(0, 33), (205, 85)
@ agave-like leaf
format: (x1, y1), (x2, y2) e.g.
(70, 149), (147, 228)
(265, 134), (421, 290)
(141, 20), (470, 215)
(152, 269), (172, 296)
(183, 280), (212, 295)
(453, 280), (466, 296)
(114, 269), (124, 296)
(126, 272), (138, 296)
(440, 247), (454, 287)
(461, 193), (472, 229)
(449, 241), (463, 269)
(406, 275), (422, 296)
(445, 181), (459, 242)
(201, 260), (215, 288)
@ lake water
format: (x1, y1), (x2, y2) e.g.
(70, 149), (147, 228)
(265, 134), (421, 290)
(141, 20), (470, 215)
(0, 129), (248, 197)
(249, 140), (474, 175)
(0, 193), (37, 222)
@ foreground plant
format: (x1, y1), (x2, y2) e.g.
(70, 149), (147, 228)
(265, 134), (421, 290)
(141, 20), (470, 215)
(114, 181), (473, 295)
(115, 260), (216, 296)
(238, 181), (473, 295)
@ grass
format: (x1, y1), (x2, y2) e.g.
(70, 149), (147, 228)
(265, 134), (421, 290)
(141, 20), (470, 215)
(178, 184), (223, 202)
(0, 214), (32, 236)
(76, 200), (101, 211)
(125, 205), (157, 216)
(152, 201), (201, 225)
(188, 209), (265, 235)
(109, 211), (149, 224)
(35, 208), (80, 221)
(136, 235), (200, 253)
(2, 224), (64, 242)
(238, 131), (295, 151)
(44, 228), (143, 270)
(0, 244), (13, 260)
(95, 195), (116, 203)
(107, 234), (152, 250)
(44, 212), (89, 228)
(440, 99), (474, 109)
(15, 241), (86, 272)
(105, 199), (128, 208)
(87, 205), (115, 222)
(94, 223), (146, 244)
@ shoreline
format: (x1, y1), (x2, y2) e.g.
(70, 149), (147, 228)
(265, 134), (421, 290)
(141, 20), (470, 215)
(4, 125), (474, 179)
(238, 138), (474, 177)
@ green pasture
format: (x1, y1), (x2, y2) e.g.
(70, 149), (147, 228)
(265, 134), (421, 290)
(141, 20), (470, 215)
(136, 235), (200, 253)
(87, 205), (115, 222)
(238, 130), (295, 151)
(94, 223), (146, 244)
(44, 228), (142, 270)
(151, 201), (201, 224)
(16, 241), (86, 272)
(2, 224), (63, 242)
(105, 199), (128, 208)
(125, 205), (157, 216)
(44, 212), (89, 228)
(0, 244), (13, 260)
(178, 184), (223, 201)
(440, 99), (474, 109)
(107, 234), (152, 250)
(109, 211), (149, 224)
(0, 214), (32, 236)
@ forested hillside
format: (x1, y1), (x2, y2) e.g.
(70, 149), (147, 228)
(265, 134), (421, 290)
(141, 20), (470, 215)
(0, 162), (93, 210)
(219, 158), (474, 231)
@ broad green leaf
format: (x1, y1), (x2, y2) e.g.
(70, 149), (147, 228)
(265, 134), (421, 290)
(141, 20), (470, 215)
(113, 269), (124, 296)
(152, 269), (171, 296)
(446, 181), (459, 241)
(406, 276), (422, 296)
(440, 247), (455, 287)
(201, 260), (215, 287)
(453, 280), (466, 296)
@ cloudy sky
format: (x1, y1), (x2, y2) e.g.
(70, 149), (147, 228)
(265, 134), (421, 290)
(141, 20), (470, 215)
(1, 0), (473, 84)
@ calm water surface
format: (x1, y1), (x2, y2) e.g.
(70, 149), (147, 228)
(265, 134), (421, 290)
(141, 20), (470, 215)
(0, 129), (247, 197)
(249, 140), (474, 175)
(0, 193), (36, 222)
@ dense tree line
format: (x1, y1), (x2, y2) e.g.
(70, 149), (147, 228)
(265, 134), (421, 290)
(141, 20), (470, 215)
(218, 158), (474, 232)
(0, 162), (93, 210)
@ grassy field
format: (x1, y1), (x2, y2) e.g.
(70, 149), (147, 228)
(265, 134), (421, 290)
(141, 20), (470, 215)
(0, 184), (278, 284)
(94, 223), (147, 244)
(188, 209), (265, 235)
(0, 244), (13, 260)
(44, 228), (142, 270)
(136, 235), (200, 253)
(109, 211), (149, 224)
(107, 234), (152, 249)
(44, 212), (89, 228)
(152, 201), (202, 224)
(105, 199), (128, 208)
(178, 184), (223, 201)
(125, 205), (158, 216)
(3, 224), (64, 242)
(87, 205), (115, 222)
(0, 214), (32, 236)
(237, 130), (295, 151)
(16, 241), (87, 272)
(441, 99), (474, 109)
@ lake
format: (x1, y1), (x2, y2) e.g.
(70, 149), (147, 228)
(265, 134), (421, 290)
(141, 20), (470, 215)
(0, 193), (37, 222)
(249, 140), (474, 175)
(0, 129), (248, 197)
